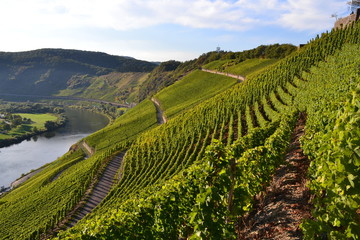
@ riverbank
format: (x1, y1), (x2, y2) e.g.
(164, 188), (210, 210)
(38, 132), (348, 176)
(0, 108), (109, 190)
(0, 165), (47, 196)
(0, 115), (67, 148)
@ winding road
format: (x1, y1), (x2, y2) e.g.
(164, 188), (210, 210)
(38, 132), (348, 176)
(0, 93), (131, 108)
(201, 68), (245, 82)
(151, 97), (168, 124)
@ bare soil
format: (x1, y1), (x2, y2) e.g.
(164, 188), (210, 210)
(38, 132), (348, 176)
(238, 113), (312, 239)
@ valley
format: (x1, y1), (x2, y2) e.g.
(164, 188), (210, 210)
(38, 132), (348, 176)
(0, 22), (359, 240)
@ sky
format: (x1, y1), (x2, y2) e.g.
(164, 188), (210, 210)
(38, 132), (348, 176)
(0, 0), (351, 62)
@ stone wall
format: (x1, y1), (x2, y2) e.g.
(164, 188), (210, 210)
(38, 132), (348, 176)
(334, 8), (360, 29)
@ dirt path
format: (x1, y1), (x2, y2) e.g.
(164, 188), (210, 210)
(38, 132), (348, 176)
(10, 168), (43, 188)
(79, 141), (95, 158)
(151, 97), (167, 124)
(201, 68), (245, 82)
(238, 113), (311, 239)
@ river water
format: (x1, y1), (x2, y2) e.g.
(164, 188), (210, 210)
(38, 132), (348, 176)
(0, 108), (109, 188)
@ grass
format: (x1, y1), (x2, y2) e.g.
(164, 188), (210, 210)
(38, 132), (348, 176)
(225, 59), (278, 76)
(0, 113), (58, 139)
(18, 113), (58, 129)
(155, 70), (237, 118)
(0, 134), (11, 140)
(0, 101), (157, 239)
(202, 60), (230, 70)
(85, 99), (158, 151)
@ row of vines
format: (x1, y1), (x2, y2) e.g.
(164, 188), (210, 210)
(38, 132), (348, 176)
(56, 21), (360, 240)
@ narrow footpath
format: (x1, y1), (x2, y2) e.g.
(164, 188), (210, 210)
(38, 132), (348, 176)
(151, 97), (168, 124)
(66, 152), (125, 228)
(10, 168), (43, 188)
(201, 68), (245, 82)
(238, 113), (311, 239)
(42, 152), (126, 240)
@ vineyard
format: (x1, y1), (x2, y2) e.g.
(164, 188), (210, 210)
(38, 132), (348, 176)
(154, 70), (237, 118)
(202, 58), (278, 77)
(0, 21), (359, 240)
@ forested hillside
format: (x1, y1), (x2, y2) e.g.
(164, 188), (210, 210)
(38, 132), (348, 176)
(0, 22), (359, 240)
(0, 49), (156, 102)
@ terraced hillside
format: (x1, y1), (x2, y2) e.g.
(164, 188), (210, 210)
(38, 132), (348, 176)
(137, 44), (296, 102)
(54, 23), (359, 239)
(0, 57), (239, 239)
(203, 58), (278, 77)
(154, 70), (238, 118)
(0, 22), (359, 240)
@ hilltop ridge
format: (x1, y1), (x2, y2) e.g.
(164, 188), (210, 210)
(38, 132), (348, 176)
(0, 48), (157, 101)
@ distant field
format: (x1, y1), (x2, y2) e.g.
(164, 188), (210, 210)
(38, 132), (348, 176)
(18, 113), (57, 129)
(0, 134), (11, 140)
(203, 58), (278, 76)
(0, 113), (58, 140)
(155, 70), (237, 118)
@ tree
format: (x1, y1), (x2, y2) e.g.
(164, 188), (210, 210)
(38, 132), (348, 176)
(0, 122), (11, 131)
(44, 121), (56, 130)
(3, 123), (11, 131)
(32, 126), (39, 133)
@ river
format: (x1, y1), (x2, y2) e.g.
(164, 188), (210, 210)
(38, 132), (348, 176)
(0, 108), (109, 188)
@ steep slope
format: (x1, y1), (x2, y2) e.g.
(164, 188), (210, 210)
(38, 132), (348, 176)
(55, 24), (360, 239)
(0, 54), (240, 240)
(203, 58), (278, 77)
(56, 72), (149, 103)
(154, 70), (238, 118)
(65, 152), (125, 228)
(138, 60), (192, 102)
(1, 23), (359, 239)
(138, 44), (297, 102)
(238, 113), (311, 239)
(0, 49), (156, 101)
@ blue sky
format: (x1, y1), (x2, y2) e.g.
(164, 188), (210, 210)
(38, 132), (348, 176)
(0, 0), (350, 61)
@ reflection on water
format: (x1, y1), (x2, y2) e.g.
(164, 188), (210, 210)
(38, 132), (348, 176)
(0, 108), (109, 188)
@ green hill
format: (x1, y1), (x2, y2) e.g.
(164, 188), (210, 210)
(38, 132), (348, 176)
(138, 44), (297, 102)
(0, 49), (156, 102)
(203, 58), (279, 76)
(0, 23), (359, 240)
(154, 70), (238, 118)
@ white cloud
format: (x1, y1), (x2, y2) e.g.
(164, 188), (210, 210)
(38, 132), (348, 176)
(0, 0), (261, 32)
(0, 0), (350, 61)
(278, 0), (346, 31)
(0, 0), (347, 32)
